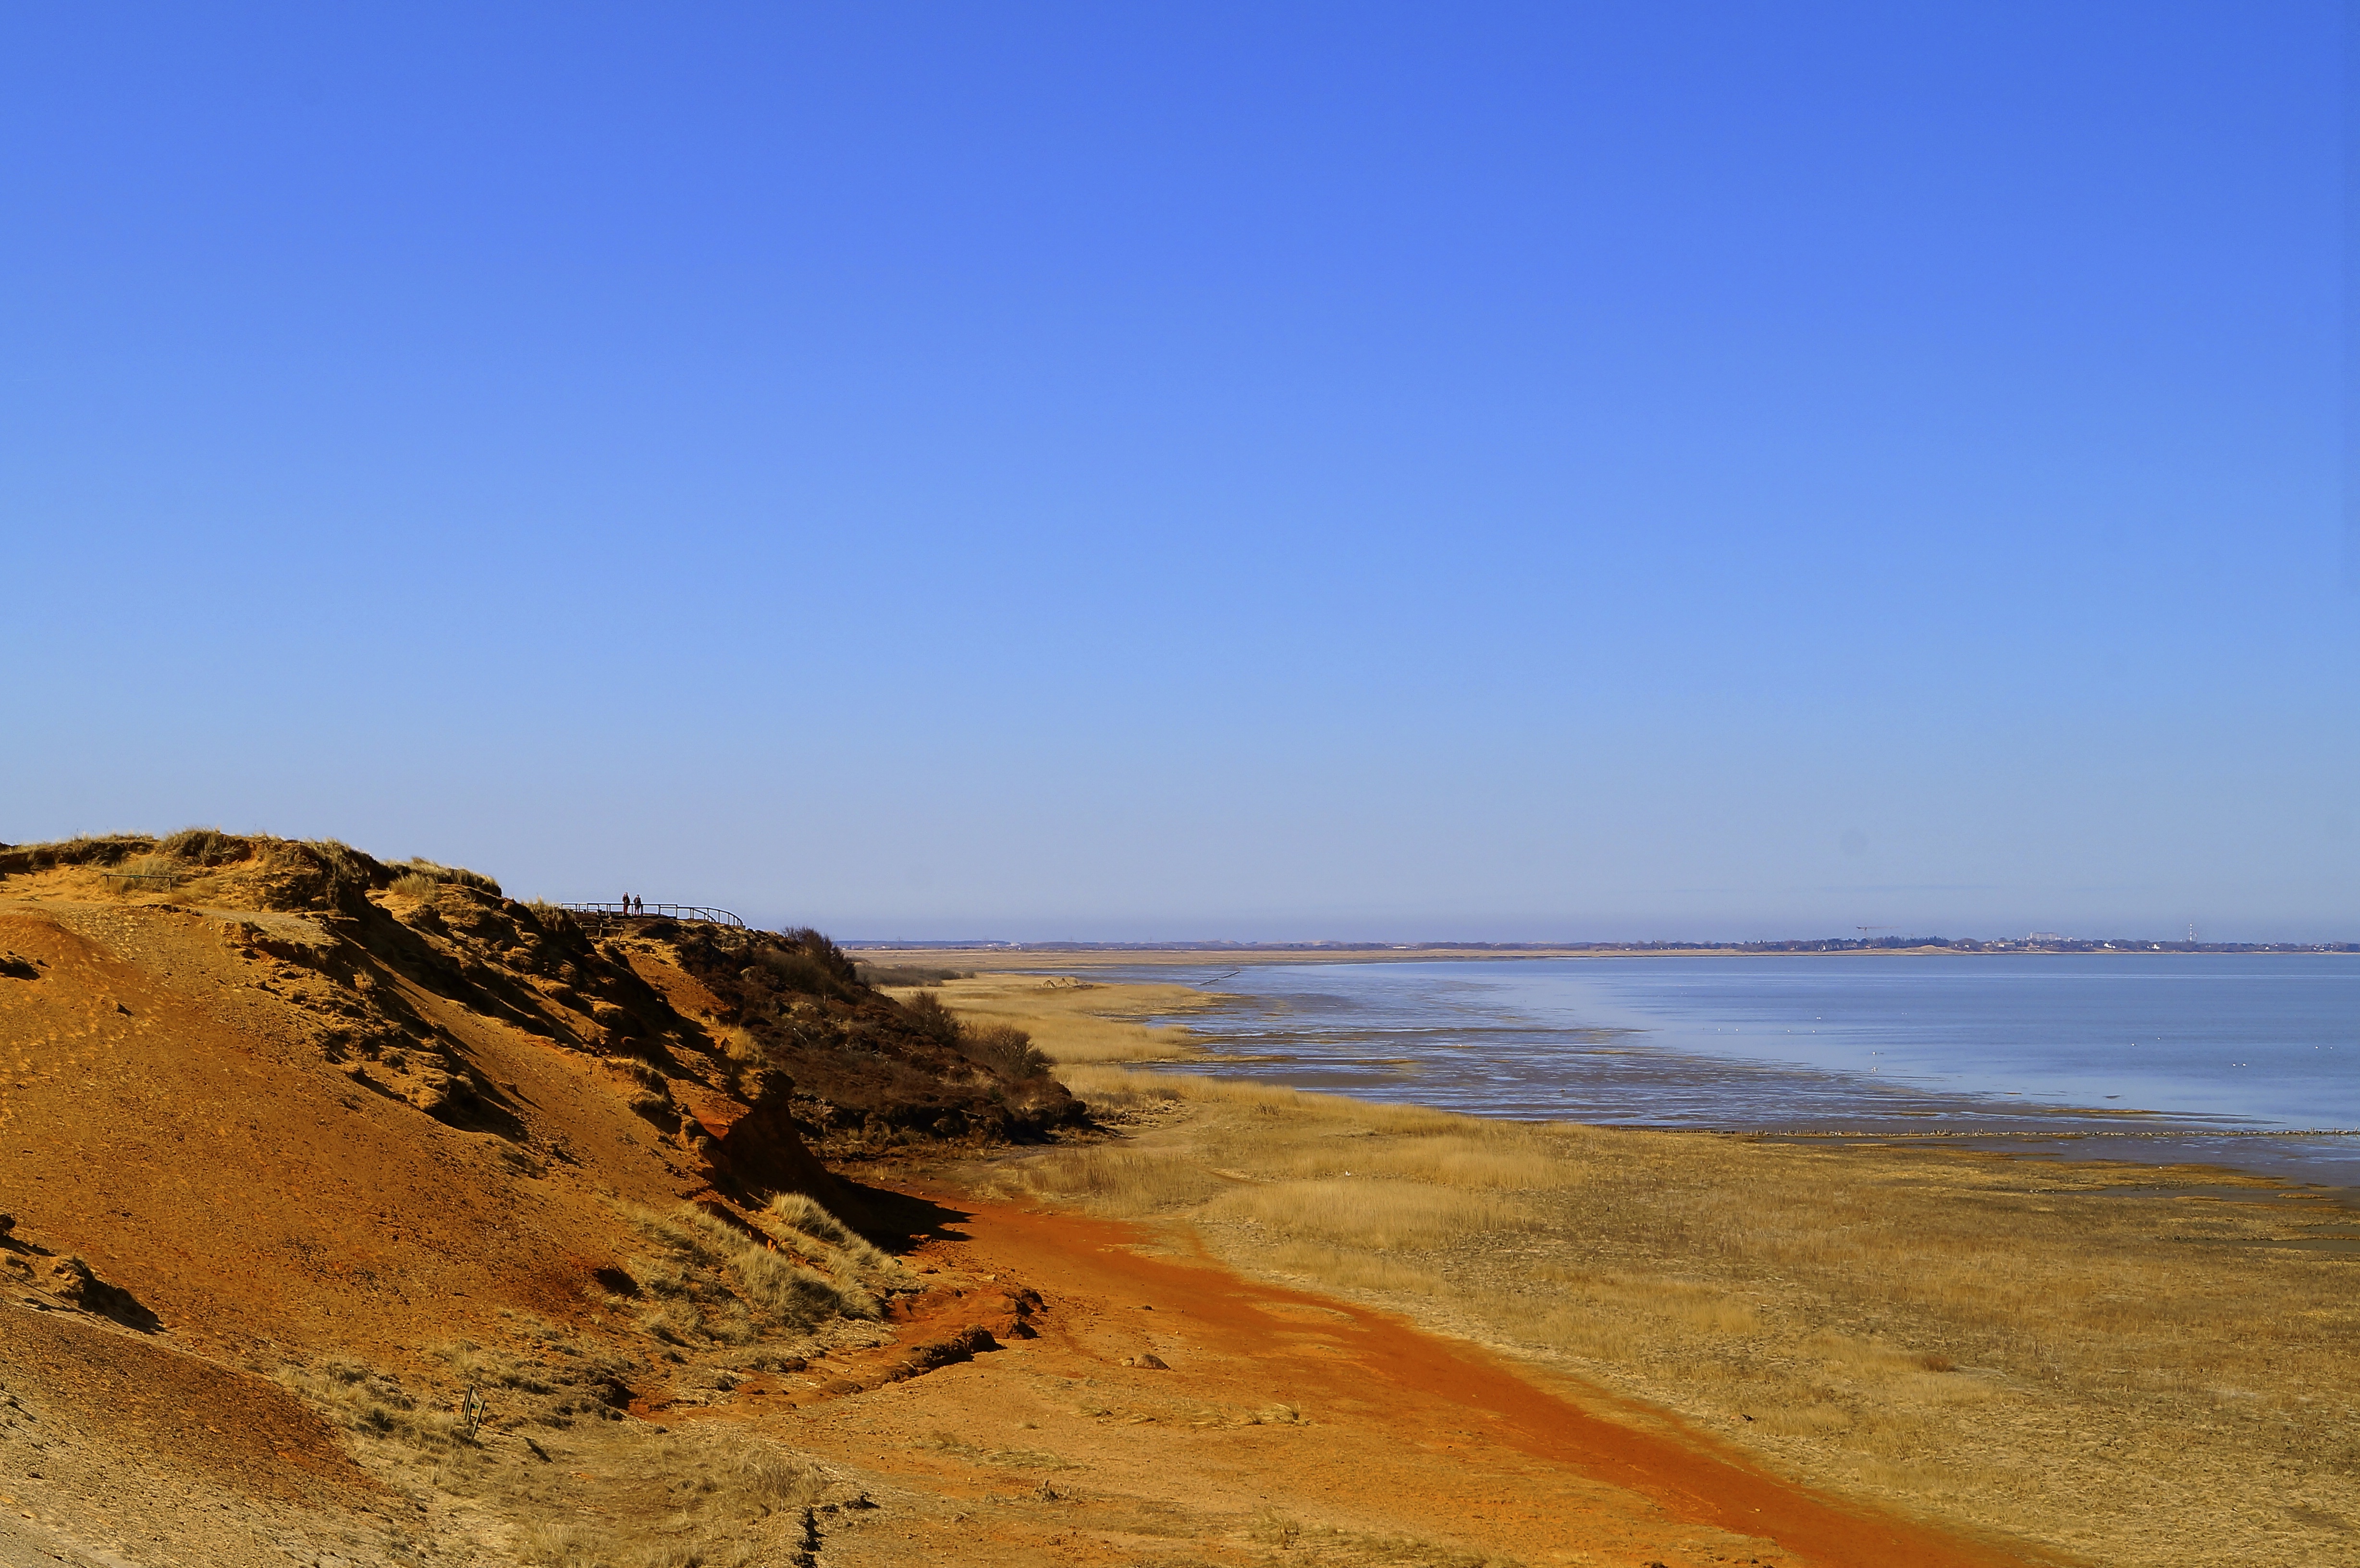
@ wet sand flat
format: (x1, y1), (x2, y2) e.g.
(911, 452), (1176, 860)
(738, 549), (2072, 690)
(910, 970), (2360, 1568)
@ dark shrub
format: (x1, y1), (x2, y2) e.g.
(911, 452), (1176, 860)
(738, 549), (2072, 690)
(893, 992), (1048, 1079)
(757, 928), (864, 1001)
(898, 991), (965, 1051)
(960, 1022), (1051, 1082)
(854, 962), (969, 987)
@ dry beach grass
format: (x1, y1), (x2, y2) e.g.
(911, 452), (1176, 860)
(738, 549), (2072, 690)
(930, 973), (2360, 1568)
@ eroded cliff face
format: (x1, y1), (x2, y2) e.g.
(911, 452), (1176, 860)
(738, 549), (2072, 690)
(0, 832), (1084, 1566)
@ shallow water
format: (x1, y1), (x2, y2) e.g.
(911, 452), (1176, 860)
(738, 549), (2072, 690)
(1104, 956), (2360, 1185)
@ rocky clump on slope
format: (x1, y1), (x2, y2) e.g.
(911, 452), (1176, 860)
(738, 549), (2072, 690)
(665, 922), (1088, 1160)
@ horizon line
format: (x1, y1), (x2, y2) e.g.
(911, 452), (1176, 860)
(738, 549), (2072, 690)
(836, 935), (2360, 953)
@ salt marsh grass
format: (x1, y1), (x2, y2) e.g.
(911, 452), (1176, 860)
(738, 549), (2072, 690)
(1007, 1145), (1230, 1210)
(899, 974), (1214, 1066)
(1201, 1179), (1533, 1250)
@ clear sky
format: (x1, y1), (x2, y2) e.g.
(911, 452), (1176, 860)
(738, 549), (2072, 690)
(3, 3), (2349, 942)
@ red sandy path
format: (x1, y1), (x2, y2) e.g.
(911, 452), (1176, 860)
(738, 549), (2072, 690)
(890, 1187), (2055, 1568)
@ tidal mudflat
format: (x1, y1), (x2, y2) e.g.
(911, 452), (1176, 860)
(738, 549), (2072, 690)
(916, 968), (2360, 1568)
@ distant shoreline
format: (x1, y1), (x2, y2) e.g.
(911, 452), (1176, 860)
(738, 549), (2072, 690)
(889, 959), (2360, 1191)
(846, 939), (2359, 968)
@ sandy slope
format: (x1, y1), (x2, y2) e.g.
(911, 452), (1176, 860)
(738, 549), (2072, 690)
(0, 852), (821, 1564)
(0, 897), (712, 1365)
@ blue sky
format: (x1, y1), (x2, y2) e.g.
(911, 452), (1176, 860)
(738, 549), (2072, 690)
(2, 3), (2349, 941)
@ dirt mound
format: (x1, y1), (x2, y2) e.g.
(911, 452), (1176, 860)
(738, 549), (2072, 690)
(0, 832), (1088, 1565)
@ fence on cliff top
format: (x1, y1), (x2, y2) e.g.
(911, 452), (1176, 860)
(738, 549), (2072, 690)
(559, 902), (747, 934)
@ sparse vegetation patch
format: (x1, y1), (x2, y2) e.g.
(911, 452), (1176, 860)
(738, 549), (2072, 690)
(618, 1203), (865, 1347)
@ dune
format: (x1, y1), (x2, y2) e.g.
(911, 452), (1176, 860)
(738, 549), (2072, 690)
(0, 832), (1070, 1565)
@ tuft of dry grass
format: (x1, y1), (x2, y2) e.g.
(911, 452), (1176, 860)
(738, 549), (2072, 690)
(280, 1355), (467, 1452)
(0, 833), (153, 875)
(392, 857), (502, 895)
(754, 1191), (922, 1303)
(608, 1193), (916, 1353)
(157, 826), (247, 865)
(620, 1204), (862, 1346)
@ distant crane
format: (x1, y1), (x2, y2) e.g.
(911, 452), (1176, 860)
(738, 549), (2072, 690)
(1856, 926), (1894, 937)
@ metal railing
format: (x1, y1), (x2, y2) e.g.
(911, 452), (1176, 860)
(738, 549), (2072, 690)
(559, 902), (747, 931)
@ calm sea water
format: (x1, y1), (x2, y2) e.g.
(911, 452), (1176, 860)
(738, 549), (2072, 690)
(1107, 956), (2360, 1185)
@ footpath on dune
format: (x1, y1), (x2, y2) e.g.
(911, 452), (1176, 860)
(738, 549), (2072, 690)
(0, 831), (2046, 1568)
